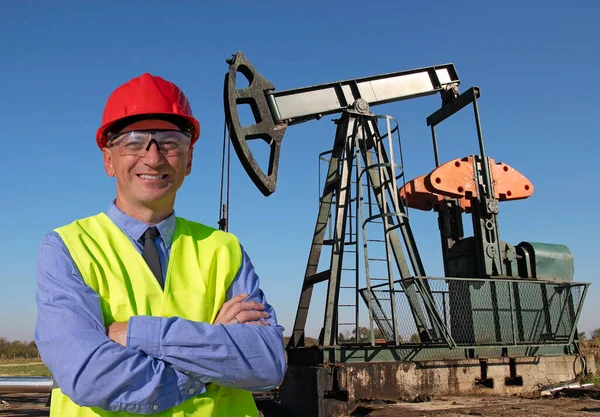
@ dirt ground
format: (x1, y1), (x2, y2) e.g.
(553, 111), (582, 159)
(0, 394), (47, 417)
(1, 393), (599, 417)
(338, 395), (600, 417)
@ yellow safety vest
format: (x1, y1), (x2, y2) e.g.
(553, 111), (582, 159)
(51, 213), (259, 417)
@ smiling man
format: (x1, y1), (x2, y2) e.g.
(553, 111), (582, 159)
(34, 73), (286, 416)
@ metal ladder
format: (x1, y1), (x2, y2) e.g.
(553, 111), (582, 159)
(356, 116), (403, 345)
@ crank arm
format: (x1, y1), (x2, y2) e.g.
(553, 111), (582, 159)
(224, 51), (287, 196)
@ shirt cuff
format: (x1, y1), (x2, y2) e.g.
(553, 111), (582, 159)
(127, 316), (163, 358)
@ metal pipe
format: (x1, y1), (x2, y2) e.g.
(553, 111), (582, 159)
(0, 376), (53, 394)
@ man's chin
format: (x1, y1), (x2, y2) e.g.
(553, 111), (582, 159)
(135, 192), (174, 207)
(136, 184), (172, 199)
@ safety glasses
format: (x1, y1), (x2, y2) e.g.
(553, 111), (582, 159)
(107, 130), (192, 157)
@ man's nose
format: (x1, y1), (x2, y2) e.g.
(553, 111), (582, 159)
(142, 139), (164, 163)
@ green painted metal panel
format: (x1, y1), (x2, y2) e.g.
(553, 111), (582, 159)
(517, 242), (574, 282)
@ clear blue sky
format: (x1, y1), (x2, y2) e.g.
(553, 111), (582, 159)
(1, 1), (598, 341)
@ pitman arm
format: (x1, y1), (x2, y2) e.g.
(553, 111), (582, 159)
(224, 51), (460, 196)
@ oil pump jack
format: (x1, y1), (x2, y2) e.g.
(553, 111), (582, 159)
(222, 52), (590, 416)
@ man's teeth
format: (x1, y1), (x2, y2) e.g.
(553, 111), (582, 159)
(139, 174), (165, 179)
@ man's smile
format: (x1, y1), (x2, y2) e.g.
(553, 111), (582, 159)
(137, 174), (168, 180)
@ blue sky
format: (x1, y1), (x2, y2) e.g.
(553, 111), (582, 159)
(1, 1), (598, 341)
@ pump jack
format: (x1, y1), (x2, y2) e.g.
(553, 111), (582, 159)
(223, 52), (590, 416)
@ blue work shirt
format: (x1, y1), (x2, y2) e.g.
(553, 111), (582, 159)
(34, 202), (286, 414)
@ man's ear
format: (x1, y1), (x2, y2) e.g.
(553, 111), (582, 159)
(185, 147), (194, 176)
(102, 148), (116, 177)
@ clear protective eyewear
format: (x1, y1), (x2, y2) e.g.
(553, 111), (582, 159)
(108, 130), (192, 157)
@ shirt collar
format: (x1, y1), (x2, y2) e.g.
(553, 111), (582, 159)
(105, 200), (176, 248)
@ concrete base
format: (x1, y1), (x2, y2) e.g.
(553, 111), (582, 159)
(279, 355), (596, 417)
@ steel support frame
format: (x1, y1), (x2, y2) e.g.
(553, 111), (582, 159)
(288, 111), (452, 355)
(427, 87), (504, 277)
(321, 113), (357, 347)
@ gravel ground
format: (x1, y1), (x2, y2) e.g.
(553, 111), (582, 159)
(1, 393), (599, 416)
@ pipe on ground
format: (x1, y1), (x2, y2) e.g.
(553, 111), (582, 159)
(0, 377), (53, 393)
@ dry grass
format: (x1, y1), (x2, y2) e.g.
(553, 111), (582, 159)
(580, 340), (600, 387)
(0, 359), (51, 377)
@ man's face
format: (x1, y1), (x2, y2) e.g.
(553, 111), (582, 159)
(102, 119), (193, 211)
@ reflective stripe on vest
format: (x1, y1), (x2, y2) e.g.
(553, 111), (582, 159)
(52, 213), (258, 417)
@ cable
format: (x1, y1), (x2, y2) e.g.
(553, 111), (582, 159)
(226, 121), (232, 231)
(218, 121), (230, 231)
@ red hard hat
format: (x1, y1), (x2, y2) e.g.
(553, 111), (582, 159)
(96, 73), (200, 149)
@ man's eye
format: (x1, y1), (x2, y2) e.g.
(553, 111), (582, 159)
(124, 141), (145, 149)
(160, 140), (179, 149)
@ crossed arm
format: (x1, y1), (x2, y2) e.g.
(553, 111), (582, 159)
(107, 293), (271, 346)
(35, 232), (286, 414)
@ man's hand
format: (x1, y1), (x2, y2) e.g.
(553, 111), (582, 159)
(214, 293), (270, 326)
(107, 321), (128, 347)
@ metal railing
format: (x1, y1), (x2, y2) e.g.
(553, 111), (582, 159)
(359, 276), (589, 347)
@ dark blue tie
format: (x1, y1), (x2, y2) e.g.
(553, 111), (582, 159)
(142, 227), (163, 289)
